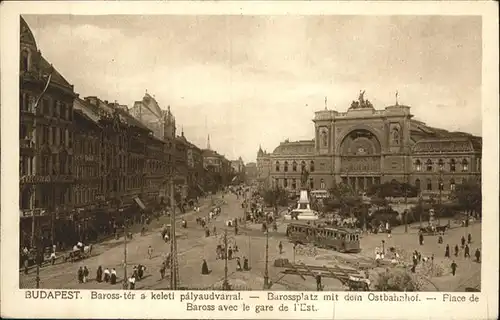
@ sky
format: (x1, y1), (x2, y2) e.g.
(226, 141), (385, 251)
(24, 15), (482, 163)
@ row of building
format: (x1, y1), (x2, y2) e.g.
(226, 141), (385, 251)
(257, 92), (482, 197)
(19, 17), (242, 249)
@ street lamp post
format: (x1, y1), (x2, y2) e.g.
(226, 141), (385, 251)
(263, 210), (270, 289)
(438, 169), (443, 226)
(223, 229), (229, 290)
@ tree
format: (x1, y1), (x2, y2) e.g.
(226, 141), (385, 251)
(262, 187), (288, 208)
(450, 179), (482, 218)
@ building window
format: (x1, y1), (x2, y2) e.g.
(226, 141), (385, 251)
(450, 178), (456, 191)
(450, 159), (456, 172)
(426, 159), (433, 172)
(426, 179), (432, 191)
(284, 178), (288, 188)
(21, 50), (29, 72)
(292, 161), (297, 172)
(284, 161), (289, 172)
(292, 179), (297, 189)
(462, 159), (469, 172)
(310, 160), (315, 172)
(415, 178), (421, 190)
(414, 160), (421, 172)
(310, 178), (314, 189)
(320, 179), (325, 189)
(438, 159), (444, 171)
(438, 178), (444, 191)
(275, 161), (280, 172)
(462, 178), (467, 184)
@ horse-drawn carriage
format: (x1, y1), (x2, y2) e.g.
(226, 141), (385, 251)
(418, 222), (450, 236)
(64, 244), (92, 263)
(341, 275), (370, 291)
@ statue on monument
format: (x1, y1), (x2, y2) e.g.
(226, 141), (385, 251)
(300, 167), (309, 189)
(358, 90), (365, 104)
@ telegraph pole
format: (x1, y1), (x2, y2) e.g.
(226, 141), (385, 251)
(263, 210), (270, 289)
(404, 151), (408, 233)
(123, 214), (128, 289)
(223, 229), (229, 290)
(169, 177), (179, 289)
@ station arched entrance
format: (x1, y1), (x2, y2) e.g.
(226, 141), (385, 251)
(339, 129), (382, 192)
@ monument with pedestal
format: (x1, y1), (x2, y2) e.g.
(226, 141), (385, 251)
(284, 190), (319, 221)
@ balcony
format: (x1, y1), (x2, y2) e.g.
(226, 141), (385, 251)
(20, 138), (35, 154)
(20, 174), (74, 184)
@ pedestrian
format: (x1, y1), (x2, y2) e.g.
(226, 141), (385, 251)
(419, 233), (424, 246)
(228, 247), (233, 260)
(454, 245), (459, 257)
(475, 248), (481, 263)
(148, 245), (153, 259)
(278, 241), (283, 254)
(417, 252), (422, 262)
(24, 258), (29, 275)
(78, 266), (84, 283)
(103, 267), (110, 283)
(236, 257), (242, 271)
(201, 259), (209, 275)
(461, 236), (466, 248)
(467, 233), (472, 244)
(128, 275), (136, 290)
(160, 263), (166, 279)
(464, 244), (470, 258)
(316, 274), (323, 291)
(445, 244), (450, 258)
(451, 260), (457, 276)
(138, 265), (145, 279)
(50, 251), (57, 265)
(110, 268), (117, 284)
(96, 266), (103, 282)
(438, 235), (443, 244)
(243, 257), (249, 271)
(83, 266), (89, 283)
(234, 226), (238, 235)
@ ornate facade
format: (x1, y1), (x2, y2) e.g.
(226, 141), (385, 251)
(257, 92), (482, 196)
(20, 17), (77, 248)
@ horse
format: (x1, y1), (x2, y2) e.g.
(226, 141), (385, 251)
(83, 244), (93, 257)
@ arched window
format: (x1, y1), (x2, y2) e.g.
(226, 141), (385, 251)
(438, 178), (444, 191)
(450, 178), (456, 191)
(426, 178), (432, 191)
(283, 178), (288, 188)
(438, 159), (444, 171)
(426, 159), (433, 172)
(310, 160), (315, 172)
(449, 159), (456, 172)
(415, 159), (422, 172)
(461, 159), (469, 172)
(301, 161), (306, 172)
(20, 50), (29, 72)
(310, 178), (314, 190)
(320, 179), (325, 189)
(292, 161), (297, 172)
(292, 179), (297, 189)
(275, 161), (280, 172)
(415, 178), (421, 190)
(284, 161), (289, 172)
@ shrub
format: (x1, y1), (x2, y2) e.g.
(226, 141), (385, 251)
(374, 268), (421, 291)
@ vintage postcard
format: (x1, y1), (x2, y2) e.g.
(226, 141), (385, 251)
(1, 1), (498, 319)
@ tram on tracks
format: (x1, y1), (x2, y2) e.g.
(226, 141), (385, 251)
(285, 221), (361, 253)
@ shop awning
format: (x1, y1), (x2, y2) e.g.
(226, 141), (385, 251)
(134, 197), (146, 210)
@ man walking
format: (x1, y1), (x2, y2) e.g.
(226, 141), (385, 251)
(450, 260), (457, 276)
(147, 245), (153, 260)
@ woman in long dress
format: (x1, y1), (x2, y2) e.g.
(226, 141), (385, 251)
(201, 259), (209, 275)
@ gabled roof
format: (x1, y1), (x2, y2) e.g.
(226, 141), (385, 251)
(39, 56), (72, 90)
